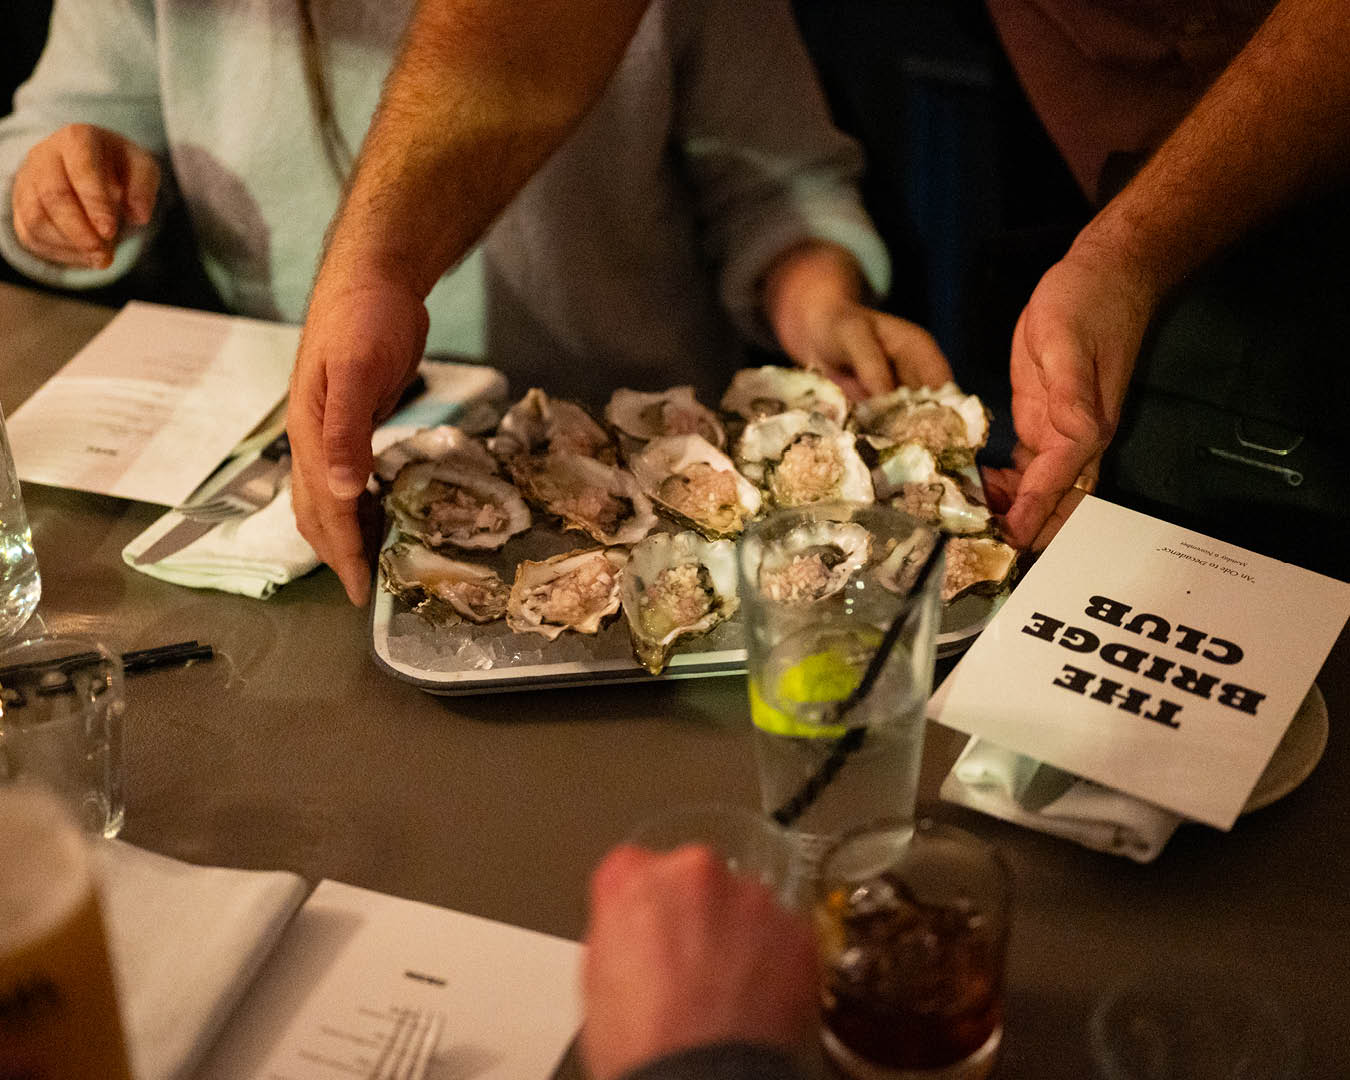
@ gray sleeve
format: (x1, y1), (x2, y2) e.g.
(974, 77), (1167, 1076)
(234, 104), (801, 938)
(0, 0), (165, 289)
(618, 1042), (808, 1080)
(673, 0), (891, 347)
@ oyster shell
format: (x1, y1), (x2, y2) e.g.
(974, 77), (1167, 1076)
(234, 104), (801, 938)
(720, 366), (850, 425)
(604, 386), (726, 452)
(379, 540), (510, 626)
(871, 442), (992, 535)
(735, 410), (874, 508)
(745, 519), (873, 603)
(853, 383), (990, 468)
(488, 388), (614, 462)
(621, 531), (739, 674)
(876, 530), (1015, 602)
(510, 452), (658, 546)
(940, 535), (1017, 602)
(374, 425), (498, 484)
(386, 461), (531, 551)
(507, 547), (629, 640)
(628, 434), (762, 538)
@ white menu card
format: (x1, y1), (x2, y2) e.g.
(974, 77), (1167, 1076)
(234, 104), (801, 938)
(933, 497), (1350, 828)
(198, 880), (582, 1080)
(9, 301), (295, 505)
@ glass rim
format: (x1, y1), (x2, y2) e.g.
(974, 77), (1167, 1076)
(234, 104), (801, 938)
(817, 816), (1013, 895)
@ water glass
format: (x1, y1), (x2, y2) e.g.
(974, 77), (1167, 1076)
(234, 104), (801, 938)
(815, 819), (1012, 1080)
(0, 633), (126, 837)
(738, 503), (944, 866)
(0, 404), (41, 639)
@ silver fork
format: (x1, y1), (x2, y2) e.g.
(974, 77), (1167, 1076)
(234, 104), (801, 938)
(174, 432), (291, 523)
(368, 1007), (444, 1080)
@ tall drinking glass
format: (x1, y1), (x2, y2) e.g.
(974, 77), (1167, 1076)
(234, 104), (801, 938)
(738, 503), (944, 868)
(0, 404), (40, 639)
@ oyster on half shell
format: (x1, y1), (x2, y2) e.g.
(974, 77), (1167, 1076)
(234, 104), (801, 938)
(380, 540), (510, 626)
(488, 388), (613, 462)
(386, 461), (531, 551)
(720, 366), (850, 425)
(507, 547), (629, 640)
(876, 530), (1016, 603)
(374, 425), (498, 484)
(871, 442), (992, 535)
(509, 452), (658, 546)
(605, 386), (726, 452)
(745, 519), (874, 604)
(628, 434), (761, 538)
(735, 410), (874, 508)
(621, 531), (739, 674)
(853, 383), (989, 469)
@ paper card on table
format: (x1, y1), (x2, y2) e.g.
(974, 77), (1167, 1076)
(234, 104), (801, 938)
(198, 879), (583, 1080)
(932, 497), (1350, 829)
(8, 301), (295, 506)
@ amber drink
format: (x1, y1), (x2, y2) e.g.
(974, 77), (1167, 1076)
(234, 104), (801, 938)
(816, 819), (1011, 1080)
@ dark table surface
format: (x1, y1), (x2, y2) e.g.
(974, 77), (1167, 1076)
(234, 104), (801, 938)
(4, 280), (1347, 1079)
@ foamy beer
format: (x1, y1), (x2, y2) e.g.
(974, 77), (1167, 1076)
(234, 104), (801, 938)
(0, 784), (132, 1079)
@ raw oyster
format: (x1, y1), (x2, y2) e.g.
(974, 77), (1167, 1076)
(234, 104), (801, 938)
(876, 530), (1016, 603)
(853, 383), (990, 468)
(507, 547), (629, 640)
(720, 366), (850, 425)
(871, 442), (992, 535)
(735, 410), (874, 508)
(510, 452), (658, 546)
(628, 434), (762, 538)
(604, 386), (726, 452)
(374, 425), (498, 484)
(745, 519), (873, 604)
(386, 461), (531, 551)
(379, 540), (509, 626)
(940, 535), (1017, 602)
(621, 531), (739, 674)
(487, 388), (613, 462)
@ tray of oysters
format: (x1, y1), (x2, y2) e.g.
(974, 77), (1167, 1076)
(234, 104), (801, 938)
(369, 367), (1019, 694)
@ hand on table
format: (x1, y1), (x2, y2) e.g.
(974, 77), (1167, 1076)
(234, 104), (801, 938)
(991, 236), (1158, 551)
(764, 241), (953, 400)
(580, 844), (818, 1080)
(12, 124), (160, 269)
(288, 273), (428, 606)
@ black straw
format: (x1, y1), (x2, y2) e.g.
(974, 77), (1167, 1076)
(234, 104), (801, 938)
(0, 639), (214, 686)
(771, 533), (946, 828)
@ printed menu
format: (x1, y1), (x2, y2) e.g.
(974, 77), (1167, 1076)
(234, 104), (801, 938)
(197, 880), (582, 1080)
(8, 301), (295, 505)
(932, 497), (1350, 828)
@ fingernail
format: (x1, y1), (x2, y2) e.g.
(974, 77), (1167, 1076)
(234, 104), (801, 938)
(327, 466), (365, 499)
(93, 215), (117, 240)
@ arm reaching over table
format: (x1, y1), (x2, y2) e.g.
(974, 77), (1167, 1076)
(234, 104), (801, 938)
(289, 0), (651, 606)
(998, 0), (1350, 551)
(581, 845), (816, 1080)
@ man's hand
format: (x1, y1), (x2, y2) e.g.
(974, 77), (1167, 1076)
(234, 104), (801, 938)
(997, 235), (1156, 550)
(764, 241), (952, 400)
(12, 124), (160, 269)
(287, 274), (427, 606)
(581, 844), (818, 1080)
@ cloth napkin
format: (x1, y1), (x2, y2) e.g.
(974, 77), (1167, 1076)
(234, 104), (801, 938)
(121, 358), (508, 597)
(939, 737), (1185, 863)
(91, 839), (309, 1080)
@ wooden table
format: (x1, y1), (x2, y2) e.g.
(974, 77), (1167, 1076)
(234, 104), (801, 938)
(4, 280), (1347, 1078)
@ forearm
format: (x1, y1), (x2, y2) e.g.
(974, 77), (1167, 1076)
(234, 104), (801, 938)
(315, 0), (650, 301)
(1079, 0), (1350, 300)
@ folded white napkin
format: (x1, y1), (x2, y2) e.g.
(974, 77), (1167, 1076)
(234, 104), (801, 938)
(121, 461), (319, 599)
(121, 358), (508, 597)
(940, 737), (1184, 863)
(91, 839), (309, 1080)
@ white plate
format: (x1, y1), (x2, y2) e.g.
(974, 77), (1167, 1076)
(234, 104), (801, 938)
(1242, 684), (1329, 813)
